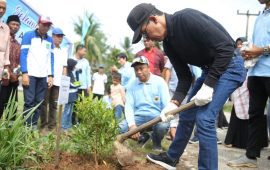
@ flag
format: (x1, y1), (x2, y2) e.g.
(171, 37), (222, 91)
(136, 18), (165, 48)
(81, 14), (90, 44)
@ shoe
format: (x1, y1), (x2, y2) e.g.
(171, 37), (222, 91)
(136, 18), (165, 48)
(147, 152), (177, 170)
(227, 155), (257, 168)
(189, 136), (199, 144)
(217, 138), (222, 144)
(138, 132), (150, 148)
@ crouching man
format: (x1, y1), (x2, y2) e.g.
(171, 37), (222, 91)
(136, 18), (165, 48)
(119, 56), (170, 151)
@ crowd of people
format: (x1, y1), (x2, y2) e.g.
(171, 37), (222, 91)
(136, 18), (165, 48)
(0, 0), (270, 169)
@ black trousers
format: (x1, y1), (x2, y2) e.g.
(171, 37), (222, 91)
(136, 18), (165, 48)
(246, 76), (270, 158)
(40, 86), (59, 130)
(0, 82), (18, 118)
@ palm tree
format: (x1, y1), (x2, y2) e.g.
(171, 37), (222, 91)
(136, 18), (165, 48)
(73, 12), (109, 68)
(121, 36), (133, 61)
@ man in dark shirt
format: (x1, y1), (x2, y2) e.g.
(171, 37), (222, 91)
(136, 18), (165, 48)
(127, 3), (246, 170)
(0, 15), (21, 118)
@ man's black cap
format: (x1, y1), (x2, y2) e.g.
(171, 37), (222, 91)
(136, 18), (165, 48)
(127, 3), (155, 44)
(6, 15), (21, 24)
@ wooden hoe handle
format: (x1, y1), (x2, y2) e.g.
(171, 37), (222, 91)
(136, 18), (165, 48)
(117, 101), (196, 143)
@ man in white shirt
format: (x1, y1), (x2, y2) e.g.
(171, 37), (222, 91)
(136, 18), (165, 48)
(92, 64), (107, 100)
(40, 27), (67, 132)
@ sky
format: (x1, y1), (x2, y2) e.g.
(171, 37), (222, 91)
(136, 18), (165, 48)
(24, 0), (264, 52)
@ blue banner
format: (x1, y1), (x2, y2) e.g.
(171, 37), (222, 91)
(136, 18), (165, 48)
(2, 0), (73, 56)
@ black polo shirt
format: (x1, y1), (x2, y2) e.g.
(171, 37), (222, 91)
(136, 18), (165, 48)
(163, 8), (235, 103)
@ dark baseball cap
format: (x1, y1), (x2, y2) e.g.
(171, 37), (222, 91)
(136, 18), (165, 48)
(127, 3), (155, 44)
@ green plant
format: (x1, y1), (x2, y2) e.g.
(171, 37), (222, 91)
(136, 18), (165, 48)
(0, 93), (40, 169)
(71, 94), (118, 166)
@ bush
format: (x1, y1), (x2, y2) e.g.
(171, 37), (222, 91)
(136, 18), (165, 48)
(71, 94), (118, 165)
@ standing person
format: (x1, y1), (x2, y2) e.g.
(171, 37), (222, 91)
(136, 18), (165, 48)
(228, 0), (270, 167)
(61, 58), (80, 131)
(224, 37), (249, 149)
(110, 72), (125, 120)
(0, 0), (10, 91)
(136, 38), (164, 76)
(127, 4), (246, 170)
(72, 44), (91, 124)
(20, 16), (54, 128)
(111, 53), (135, 88)
(0, 15), (20, 118)
(40, 27), (67, 132)
(92, 65), (107, 100)
(73, 44), (91, 96)
(162, 56), (178, 140)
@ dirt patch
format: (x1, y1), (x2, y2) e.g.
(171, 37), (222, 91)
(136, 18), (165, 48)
(37, 152), (164, 170)
(29, 143), (199, 169)
(39, 152), (117, 170)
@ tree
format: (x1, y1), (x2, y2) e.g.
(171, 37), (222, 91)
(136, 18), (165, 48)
(73, 12), (109, 68)
(120, 36), (133, 61)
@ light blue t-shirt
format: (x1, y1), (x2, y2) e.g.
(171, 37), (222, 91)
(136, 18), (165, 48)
(125, 74), (170, 126)
(72, 56), (91, 89)
(248, 9), (270, 77)
(164, 59), (178, 91)
(118, 61), (135, 88)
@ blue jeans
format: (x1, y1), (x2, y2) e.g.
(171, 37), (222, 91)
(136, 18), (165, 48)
(23, 76), (47, 126)
(114, 105), (124, 120)
(62, 102), (74, 130)
(119, 115), (169, 148)
(167, 56), (246, 170)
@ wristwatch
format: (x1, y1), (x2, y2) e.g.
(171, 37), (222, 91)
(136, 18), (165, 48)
(263, 45), (270, 56)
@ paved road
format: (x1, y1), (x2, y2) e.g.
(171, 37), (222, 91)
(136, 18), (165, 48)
(175, 112), (270, 170)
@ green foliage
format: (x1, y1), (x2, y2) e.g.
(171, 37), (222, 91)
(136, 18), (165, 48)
(73, 12), (109, 68)
(223, 101), (233, 113)
(120, 36), (134, 60)
(0, 93), (56, 169)
(0, 94), (39, 168)
(70, 95), (118, 165)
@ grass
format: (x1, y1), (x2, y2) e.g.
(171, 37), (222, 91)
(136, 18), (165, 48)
(223, 101), (233, 113)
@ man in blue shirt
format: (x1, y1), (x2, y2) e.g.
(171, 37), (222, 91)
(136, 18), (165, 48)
(119, 56), (170, 151)
(72, 44), (91, 124)
(111, 53), (135, 89)
(228, 0), (270, 168)
(73, 44), (91, 95)
(20, 16), (54, 128)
